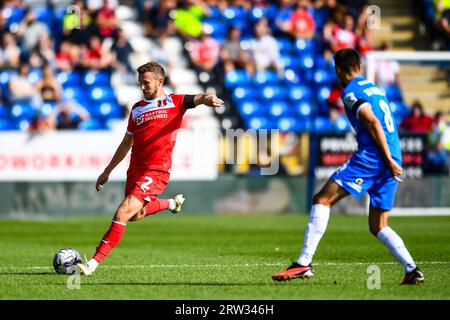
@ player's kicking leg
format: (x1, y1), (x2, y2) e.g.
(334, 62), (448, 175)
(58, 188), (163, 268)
(272, 179), (349, 281)
(76, 195), (143, 276)
(369, 207), (424, 285)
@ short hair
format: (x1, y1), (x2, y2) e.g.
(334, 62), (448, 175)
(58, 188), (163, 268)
(333, 48), (361, 74)
(136, 62), (165, 79)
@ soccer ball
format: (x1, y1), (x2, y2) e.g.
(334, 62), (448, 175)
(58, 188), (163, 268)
(53, 248), (82, 275)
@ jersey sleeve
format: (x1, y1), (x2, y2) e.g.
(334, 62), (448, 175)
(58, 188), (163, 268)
(342, 90), (370, 118)
(170, 93), (197, 114)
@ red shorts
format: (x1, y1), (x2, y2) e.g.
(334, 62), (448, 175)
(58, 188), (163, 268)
(125, 170), (170, 204)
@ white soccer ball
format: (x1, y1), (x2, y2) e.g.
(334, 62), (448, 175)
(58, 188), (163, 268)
(53, 248), (82, 275)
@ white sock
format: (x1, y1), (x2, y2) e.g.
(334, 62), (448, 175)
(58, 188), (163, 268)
(87, 259), (99, 272)
(377, 227), (417, 273)
(168, 199), (176, 211)
(297, 204), (330, 266)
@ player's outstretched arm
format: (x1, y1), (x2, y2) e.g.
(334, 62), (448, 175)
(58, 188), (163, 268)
(96, 133), (134, 191)
(358, 104), (403, 182)
(193, 93), (224, 108)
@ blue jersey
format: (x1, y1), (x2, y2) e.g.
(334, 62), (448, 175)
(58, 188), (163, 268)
(341, 76), (402, 167)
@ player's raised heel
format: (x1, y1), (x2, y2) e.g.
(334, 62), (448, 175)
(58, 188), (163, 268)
(401, 267), (424, 285)
(76, 262), (93, 276)
(171, 194), (185, 214)
(272, 262), (314, 282)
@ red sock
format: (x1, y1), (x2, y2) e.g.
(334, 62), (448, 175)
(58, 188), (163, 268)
(144, 198), (171, 216)
(93, 221), (126, 263)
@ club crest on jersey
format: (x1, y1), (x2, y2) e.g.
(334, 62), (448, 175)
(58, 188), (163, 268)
(355, 178), (363, 185)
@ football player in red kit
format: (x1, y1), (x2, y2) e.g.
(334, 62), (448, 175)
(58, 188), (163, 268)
(76, 62), (224, 275)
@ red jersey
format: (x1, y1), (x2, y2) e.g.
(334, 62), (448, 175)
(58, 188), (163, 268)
(126, 93), (189, 173)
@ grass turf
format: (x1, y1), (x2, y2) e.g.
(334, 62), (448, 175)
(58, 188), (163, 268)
(0, 214), (449, 300)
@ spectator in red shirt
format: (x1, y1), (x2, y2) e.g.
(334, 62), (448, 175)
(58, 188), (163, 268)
(278, 0), (315, 39)
(96, 0), (118, 38)
(289, 0), (316, 39)
(399, 101), (434, 134)
(189, 31), (220, 73)
(324, 14), (356, 52)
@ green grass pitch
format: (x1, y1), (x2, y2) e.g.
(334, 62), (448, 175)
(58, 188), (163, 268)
(0, 214), (449, 300)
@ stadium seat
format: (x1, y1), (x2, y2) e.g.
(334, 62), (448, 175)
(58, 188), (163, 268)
(41, 102), (57, 117)
(0, 70), (15, 89)
(289, 85), (313, 102)
(298, 54), (315, 70)
(312, 8), (330, 31)
(295, 101), (313, 118)
(78, 119), (103, 131)
(261, 85), (287, 101)
(277, 38), (293, 53)
(223, 6), (247, 20)
(28, 68), (43, 84)
(280, 54), (300, 69)
(0, 119), (14, 131)
(63, 87), (84, 101)
(10, 102), (37, 120)
(237, 100), (266, 118)
(313, 116), (334, 133)
(57, 71), (82, 87)
(268, 101), (292, 118)
(202, 18), (227, 40)
(16, 118), (32, 131)
(335, 116), (352, 133)
(314, 69), (337, 85)
(232, 86), (258, 102)
(225, 70), (252, 88)
(254, 70), (280, 86)
(277, 117), (305, 133)
(0, 105), (8, 118)
(316, 86), (331, 104)
(246, 116), (269, 130)
(294, 39), (314, 53)
(98, 102), (123, 120)
(83, 71), (110, 87)
(4, 6), (26, 28)
(89, 87), (116, 102)
(283, 68), (302, 85)
(33, 7), (54, 29)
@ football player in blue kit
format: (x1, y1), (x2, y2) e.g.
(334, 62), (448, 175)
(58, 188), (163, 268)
(272, 48), (424, 285)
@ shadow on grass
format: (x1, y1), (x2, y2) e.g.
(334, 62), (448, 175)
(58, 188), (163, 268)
(0, 272), (56, 276)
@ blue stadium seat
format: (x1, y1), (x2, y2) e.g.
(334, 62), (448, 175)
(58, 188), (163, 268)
(232, 86), (258, 102)
(261, 85), (287, 101)
(283, 68), (302, 85)
(312, 8), (330, 31)
(89, 87), (115, 102)
(225, 70), (252, 88)
(98, 102), (123, 120)
(316, 86), (331, 104)
(280, 54), (300, 69)
(277, 117), (305, 132)
(202, 18), (227, 40)
(0, 105), (8, 118)
(28, 68), (43, 84)
(314, 69), (337, 85)
(246, 116), (269, 130)
(83, 71), (110, 87)
(79, 119), (103, 131)
(289, 85), (313, 102)
(295, 101), (313, 118)
(254, 70), (280, 86)
(298, 54), (315, 70)
(33, 7), (54, 29)
(313, 116), (334, 133)
(0, 119), (14, 131)
(277, 38), (293, 53)
(237, 100), (266, 118)
(4, 7), (26, 28)
(57, 71), (82, 87)
(315, 55), (333, 70)
(208, 7), (222, 19)
(41, 102), (57, 117)
(16, 119), (32, 131)
(0, 70), (15, 89)
(294, 39), (314, 53)
(390, 101), (409, 121)
(10, 102), (37, 120)
(268, 101), (291, 118)
(335, 116), (351, 133)
(223, 6), (247, 20)
(63, 87), (84, 101)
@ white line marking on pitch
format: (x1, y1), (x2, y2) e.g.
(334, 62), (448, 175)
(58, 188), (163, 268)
(0, 261), (448, 271)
